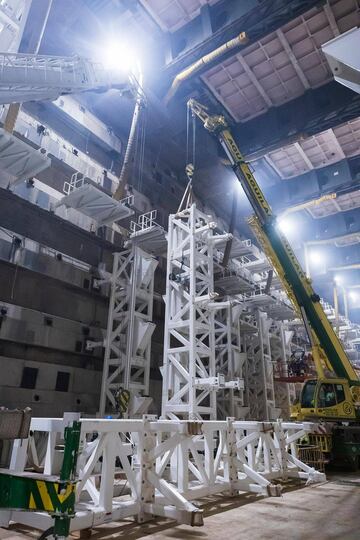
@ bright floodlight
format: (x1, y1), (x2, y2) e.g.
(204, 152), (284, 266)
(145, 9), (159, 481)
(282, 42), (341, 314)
(349, 291), (359, 304)
(277, 216), (296, 236)
(309, 251), (325, 266)
(104, 40), (139, 73)
(334, 274), (344, 285)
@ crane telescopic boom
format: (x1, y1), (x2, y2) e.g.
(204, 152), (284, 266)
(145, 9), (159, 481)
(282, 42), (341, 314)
(187, 98), (359, 387)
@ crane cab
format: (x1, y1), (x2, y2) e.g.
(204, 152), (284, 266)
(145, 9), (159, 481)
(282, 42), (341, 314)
(292, 378), (357, 421)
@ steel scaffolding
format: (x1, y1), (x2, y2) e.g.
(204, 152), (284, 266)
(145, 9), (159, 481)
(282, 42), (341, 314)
(100, 246), (157, 416)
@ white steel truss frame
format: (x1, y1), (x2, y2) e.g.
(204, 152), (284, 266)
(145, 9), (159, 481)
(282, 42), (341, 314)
(244, 309), (280, 421)
(100, 246), (157, 415)
(161, 203), (231, 420)
(1, 415), (326, 534)
(214, 301), (248, 419)
(271, 321), (295, 418)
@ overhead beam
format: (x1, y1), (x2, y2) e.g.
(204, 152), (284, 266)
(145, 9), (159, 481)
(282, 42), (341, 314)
(276, 28), (310, 89)
(294, 142), (314, 170)
(323, 1), (340, 37)
(236, 53), (272, 107)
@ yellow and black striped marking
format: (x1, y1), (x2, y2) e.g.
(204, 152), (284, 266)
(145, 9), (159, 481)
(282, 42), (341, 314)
(0, 473), (75, 514)
(117, 388), (131, 414)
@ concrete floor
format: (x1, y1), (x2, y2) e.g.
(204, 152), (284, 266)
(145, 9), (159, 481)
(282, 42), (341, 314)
(1, 474), (360, 540)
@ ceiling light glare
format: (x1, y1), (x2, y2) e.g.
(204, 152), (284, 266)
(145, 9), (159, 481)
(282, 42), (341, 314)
(277, 216), (296, 236)
(309, 251), (325, 266)
(104, 40), (139, 73)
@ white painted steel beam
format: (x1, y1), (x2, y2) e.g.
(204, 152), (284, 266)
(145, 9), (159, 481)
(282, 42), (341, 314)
(276, 29), (310, 90)
(100, 247), (157, 416)
(236, 53), (273, 107)
(1, 415), (326, 534)
(0, 52), (133, 105)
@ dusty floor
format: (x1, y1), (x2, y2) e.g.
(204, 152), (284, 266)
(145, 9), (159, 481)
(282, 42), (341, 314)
(1, 474), (360, 540)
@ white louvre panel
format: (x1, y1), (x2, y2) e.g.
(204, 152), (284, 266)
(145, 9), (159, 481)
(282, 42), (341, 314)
(307, 189), (360, 218)
(139, 0), (220, 32)
(0, 127), (50, 187)
(57, 184), (134, 226)
(203, 0), (358, 122)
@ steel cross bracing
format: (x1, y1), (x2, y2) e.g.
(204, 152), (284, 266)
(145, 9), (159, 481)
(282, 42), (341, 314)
(243, 310), (280, 421)
(270, 320), (295, 418)
(162, 202), (301, 422)
(161, 203), (237, 421)
(214, 301), (248, 419)
(0, 52), (133, 105)
(100, 246), (158, 416)
(1, 414), (326, 534)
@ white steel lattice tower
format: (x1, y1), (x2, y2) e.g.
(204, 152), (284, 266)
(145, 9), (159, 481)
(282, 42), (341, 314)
(244, 309), (280, 420)
(271, 321), (295, 419)
(162, 203), (230, 420)
(214, 302), (248, 419)
(100, 246), (157, 415)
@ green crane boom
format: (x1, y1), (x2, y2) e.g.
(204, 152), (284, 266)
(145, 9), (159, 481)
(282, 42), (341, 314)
(187, 98), (359, 386)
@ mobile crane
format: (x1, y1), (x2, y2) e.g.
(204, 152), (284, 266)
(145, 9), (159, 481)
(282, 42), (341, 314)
(187, 98), (360, 466)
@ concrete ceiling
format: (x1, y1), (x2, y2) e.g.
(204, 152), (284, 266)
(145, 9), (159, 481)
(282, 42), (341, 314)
(264, 117), (360, 179)
(202, 0), (359, 122)
(139, 0), (221, 32)
(307, 188), (360, 218)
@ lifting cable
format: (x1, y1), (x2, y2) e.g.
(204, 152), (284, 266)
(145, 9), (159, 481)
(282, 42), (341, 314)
(178, 104), (196, 212)
(182, 102), (238, 268)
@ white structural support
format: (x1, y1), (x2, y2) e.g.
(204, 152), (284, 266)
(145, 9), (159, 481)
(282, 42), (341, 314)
(129, 210), (168, 254)
(0, 126), (50, 186)
(322, 28), (360, 95)
(100, 246), (158, 416)
(244, 310), (280, 421)
(1, 415), (325, 534)
(0, 52), (134, 105)
(271, 321), (295, 418)
(57, 173), (134, 226)
(161, 203), (232, 420)
(214, 301), (248, 419)
(0, 0), (31, 54)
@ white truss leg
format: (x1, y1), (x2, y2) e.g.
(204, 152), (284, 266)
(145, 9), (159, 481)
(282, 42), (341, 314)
(162, 203), (222, 420)
(3, 416), (325, 533)
(214, 302), (248, 419)
(244, 310), (280, 420)
(271, 321), (294, 419)
(100, 246), (157, 415)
